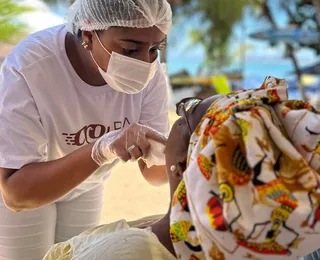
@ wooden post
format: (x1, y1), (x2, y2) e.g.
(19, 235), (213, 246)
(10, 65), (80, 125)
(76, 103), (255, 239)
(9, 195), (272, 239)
(312, 0), (320, 26)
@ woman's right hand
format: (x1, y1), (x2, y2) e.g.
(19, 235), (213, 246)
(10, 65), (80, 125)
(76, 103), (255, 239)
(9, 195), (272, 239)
(91, 123), (167, 166)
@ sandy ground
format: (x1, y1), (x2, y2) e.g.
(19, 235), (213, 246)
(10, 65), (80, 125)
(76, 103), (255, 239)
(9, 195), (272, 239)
(101, 111), (178, 224)
(0, 42), (13, 63)
(100, 161), (170, 224)
(0, 42), (13, 55)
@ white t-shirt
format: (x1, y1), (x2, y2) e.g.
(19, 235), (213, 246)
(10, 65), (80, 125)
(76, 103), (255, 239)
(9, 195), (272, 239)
(0, 25), (169, 199)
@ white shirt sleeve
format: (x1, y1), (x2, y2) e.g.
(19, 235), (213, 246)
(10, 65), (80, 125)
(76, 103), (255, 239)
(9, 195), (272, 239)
(0, 61), (48, 169)
(139, 64), (170, 135)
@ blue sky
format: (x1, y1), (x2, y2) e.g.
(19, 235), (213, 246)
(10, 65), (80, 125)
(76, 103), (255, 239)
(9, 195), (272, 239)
(166, 2), (319, 79)
(22, 0), (320, 81)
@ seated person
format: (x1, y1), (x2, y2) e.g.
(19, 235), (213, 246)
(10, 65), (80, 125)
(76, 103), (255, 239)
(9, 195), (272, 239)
(43, 92), (221, 260)
(170, 76), (320, 260)
(44, 76), (320, 260)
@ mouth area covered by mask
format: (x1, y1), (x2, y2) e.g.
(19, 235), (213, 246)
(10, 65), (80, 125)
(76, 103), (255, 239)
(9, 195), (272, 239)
(90, 32), (158, 94)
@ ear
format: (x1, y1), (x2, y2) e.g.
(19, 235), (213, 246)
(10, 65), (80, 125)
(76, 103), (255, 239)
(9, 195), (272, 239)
(82, 31), (94, 51)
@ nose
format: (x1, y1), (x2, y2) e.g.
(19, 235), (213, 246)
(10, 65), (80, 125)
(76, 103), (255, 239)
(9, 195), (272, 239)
(138, 50), (157, 63)
(139, 55), (152, 63)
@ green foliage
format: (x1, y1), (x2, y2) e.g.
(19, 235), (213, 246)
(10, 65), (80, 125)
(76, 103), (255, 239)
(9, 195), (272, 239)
(284, 0), (320, 55)
(42, 0), (75, 6)
(0, 0), (33, 42)
(244, 0), (319, 100)
(41, 0), (59, 4)
(174, 0), (249, 72)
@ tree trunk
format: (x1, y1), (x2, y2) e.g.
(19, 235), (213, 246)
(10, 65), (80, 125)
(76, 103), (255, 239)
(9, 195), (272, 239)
(260, 1), (307, 100)
(286, 45), (307, 100)
(312, 0), (320, 26)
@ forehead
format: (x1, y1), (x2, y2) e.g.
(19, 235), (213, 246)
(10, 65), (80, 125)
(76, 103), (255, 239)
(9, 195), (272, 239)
(102, 26), (165, 44)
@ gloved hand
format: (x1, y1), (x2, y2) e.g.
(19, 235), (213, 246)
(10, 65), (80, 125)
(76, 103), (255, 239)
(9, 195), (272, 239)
(91, 123), (167, 166)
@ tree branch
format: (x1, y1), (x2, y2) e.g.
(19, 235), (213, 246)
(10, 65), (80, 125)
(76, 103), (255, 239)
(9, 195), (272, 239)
(311, 0), (320, 26)
(261, 1), (307, 100)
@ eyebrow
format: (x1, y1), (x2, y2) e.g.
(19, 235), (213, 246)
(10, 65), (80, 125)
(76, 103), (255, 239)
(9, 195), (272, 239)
(119, 39), (166, 45)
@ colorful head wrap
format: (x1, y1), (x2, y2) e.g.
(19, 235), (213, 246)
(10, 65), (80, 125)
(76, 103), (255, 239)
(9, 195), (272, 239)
(170, 76), (320, 260)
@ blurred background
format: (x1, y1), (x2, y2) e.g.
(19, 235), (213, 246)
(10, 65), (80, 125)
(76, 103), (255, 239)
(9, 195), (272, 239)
(1, 0), (320, 222)
(1, 0), (320, 108)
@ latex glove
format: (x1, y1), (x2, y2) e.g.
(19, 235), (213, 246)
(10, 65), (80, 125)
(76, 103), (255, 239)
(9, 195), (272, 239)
(141, 139), (166, 168)
(91, 123), (167, 166)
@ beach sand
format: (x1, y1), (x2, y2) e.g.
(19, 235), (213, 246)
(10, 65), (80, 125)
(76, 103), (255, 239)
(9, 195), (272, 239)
(100, 161), (170, 224)
(100, 111), (178, 224)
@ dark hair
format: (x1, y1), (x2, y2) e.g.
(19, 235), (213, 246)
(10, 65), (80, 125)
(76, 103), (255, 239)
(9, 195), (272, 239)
(77, 30), (104, 39)
(77, 30), (82, 38)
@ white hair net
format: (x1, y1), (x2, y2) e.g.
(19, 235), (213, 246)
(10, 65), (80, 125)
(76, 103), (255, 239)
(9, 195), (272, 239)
(67, 0), (172, 35)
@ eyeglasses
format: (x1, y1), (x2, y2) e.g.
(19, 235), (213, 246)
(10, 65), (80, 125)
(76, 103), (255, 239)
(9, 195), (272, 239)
(176, 97), (203, 134)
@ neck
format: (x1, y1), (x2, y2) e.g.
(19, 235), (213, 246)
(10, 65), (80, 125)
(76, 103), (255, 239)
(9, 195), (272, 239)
(65, 33), (106, 86)
(150, 207), (176, 257)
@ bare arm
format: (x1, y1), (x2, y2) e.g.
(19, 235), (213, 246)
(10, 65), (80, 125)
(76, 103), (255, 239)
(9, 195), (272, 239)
(0, 143), (99, 212)
(138, 160), (168, 186)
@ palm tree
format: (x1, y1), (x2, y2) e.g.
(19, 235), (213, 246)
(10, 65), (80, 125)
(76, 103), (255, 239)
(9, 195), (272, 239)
(248, 0), (308, 100)
(167, 0), (249, 72)
(41, 0), (247, 72)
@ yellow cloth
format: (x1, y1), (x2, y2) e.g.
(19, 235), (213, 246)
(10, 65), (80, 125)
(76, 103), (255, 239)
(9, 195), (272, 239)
(43, 219), (176, 260)
(170, 76), (320, 259)
(211, 75), (232, 94)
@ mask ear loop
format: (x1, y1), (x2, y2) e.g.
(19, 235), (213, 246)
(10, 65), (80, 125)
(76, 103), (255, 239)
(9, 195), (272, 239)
(90, 31), (112, 71)
(89, 51), (100, 68)
(93, 31), (112, 56)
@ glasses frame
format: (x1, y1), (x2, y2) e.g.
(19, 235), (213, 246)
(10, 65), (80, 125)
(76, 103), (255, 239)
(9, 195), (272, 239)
(176, 97), (203, 134)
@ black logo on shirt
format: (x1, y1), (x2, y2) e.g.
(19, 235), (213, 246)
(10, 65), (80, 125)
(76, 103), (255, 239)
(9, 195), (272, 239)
(62, 117), (131, 146)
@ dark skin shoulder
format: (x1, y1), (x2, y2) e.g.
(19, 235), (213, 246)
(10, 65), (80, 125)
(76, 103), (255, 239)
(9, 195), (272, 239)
(149, 94), (223, 256)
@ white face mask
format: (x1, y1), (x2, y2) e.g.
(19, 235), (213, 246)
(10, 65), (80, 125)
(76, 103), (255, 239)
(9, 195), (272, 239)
(90, 32), (158, 94)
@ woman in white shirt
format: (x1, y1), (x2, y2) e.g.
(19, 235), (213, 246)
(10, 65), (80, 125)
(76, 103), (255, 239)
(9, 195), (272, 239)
(0, 0), (172, 259)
